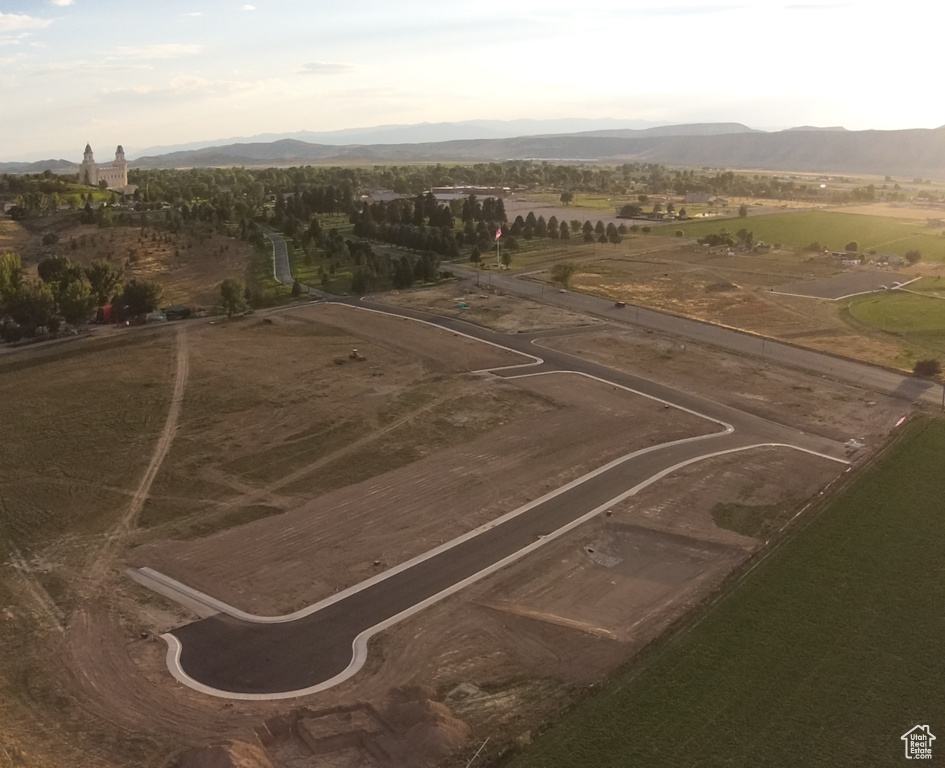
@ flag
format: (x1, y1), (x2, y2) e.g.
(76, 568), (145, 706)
(495, 228), (502, 240)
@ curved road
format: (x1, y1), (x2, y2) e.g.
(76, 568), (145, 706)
(153, 234), (855, 700)
(446, 262), (944, 406)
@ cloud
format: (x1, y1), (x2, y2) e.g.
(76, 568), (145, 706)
(299, 61), (355, 75)
(784, 2), (850, 7)
(99, 76), (253, 102)
(24, 59), (154, 76)
(182, 12), (204, 17)
(49, 0), (75, 6)
(0, 12), (53, 33)
(242, 4), (256, 9)
(108, 43), (202, 59)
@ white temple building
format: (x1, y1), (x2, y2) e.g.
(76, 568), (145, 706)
(78, 144), (133, 192)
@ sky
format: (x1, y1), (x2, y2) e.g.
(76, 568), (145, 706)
(0, 0), (939, 161)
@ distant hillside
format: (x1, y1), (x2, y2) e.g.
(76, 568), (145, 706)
(549, 123), (759, 139)
(127, 118), (674, 158)
(0, 159), (78, 175)
(10, 123), (945, 179)
(785, 126), (848, 132)
(130, 126), (945, 179)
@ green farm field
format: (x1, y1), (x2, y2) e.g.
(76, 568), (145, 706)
(526, 193), (617, 211)
(845, 292), (945, 354)
(664, 210), (945, 262)
(509, 418), (945, 768)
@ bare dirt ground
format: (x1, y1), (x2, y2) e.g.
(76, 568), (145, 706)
(539, 327), (906, 446)
(377, 281), (602, 334)
(558, 247), (927, 369)
(130, 369), (712, 616)
(0, 296), (911, 768)
(0, 219), (35, 260)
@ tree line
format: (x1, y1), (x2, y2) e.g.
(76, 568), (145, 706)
(0, 252), (162, 341)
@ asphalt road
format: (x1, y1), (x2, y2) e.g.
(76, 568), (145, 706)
(162, 245), (851, 697)
(447, 263), (944, 406)
(170, 424), (793, 696)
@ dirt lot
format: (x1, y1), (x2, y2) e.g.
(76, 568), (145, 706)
(555, 247), (929, 369)
(539, 327), (906, 446)
(130, 365), (713, 616)
(0, 297), (910, 768)
(378, 280), (602, 334)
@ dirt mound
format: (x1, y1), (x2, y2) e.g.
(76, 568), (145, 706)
(378, 687), (471, 766)
(176, 740), (274, 768)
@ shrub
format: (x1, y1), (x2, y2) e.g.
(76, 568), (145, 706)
(913, 359), (942, 377)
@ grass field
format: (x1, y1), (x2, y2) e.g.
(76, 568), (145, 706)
(663, 210), (945, 262)
(845, 292), (945, 356)
(909, 275), (945, 296)
(508, 418), (945, 768)
(526, 193), (617, 211)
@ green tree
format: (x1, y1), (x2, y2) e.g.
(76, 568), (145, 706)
(350, 269), (369, 295)
(119, 279), (163, 318)
(7, 280), (56, 332)
(84, 259), (123, 306)
(58, 279), (96, 325)
(560, 191), (574, 205)
(291, 280), (302, 297)
(500, 251), (512, 268)
(38, 255), (81, 296)
(845, 241), (858, 252)
(550, 262), (578, 287)
(738, 204), (749, 218)
(0, 252), (23, 304)
(906, 249), (922, 265)
(220, 278), (248, 316)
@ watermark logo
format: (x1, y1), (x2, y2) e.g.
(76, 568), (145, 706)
(902, 725), (935, 760)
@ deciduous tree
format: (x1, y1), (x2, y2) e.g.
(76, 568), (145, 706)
(119, 279), (163, 318)
(220, 278), (248, 316)
(59, 279), (96, 325)
(84, 259), (123, 306)
(551, 262), (578, 287)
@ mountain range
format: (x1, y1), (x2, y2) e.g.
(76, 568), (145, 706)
(3, 122), (945, 179)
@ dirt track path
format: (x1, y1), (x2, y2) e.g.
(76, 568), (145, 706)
(84, 326), (189, 590)
(120, 327), (190, 535)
